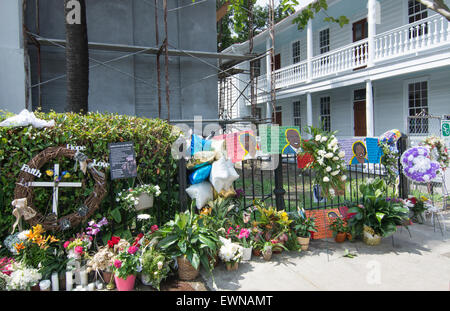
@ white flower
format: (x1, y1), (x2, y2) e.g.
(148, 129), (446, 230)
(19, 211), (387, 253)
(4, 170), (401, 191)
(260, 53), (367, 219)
(331, 170), (340, 176)
(317, 150), (327, 156)
(315, 135), (322, 141)
(137, 214), (151, 220)
(338, 151), (345, 158)
(317, 158), (324, 166)
(341, 175), (347, 181)
(18, 230), (30, 241)
(332, 156), (339, 161)
(324, 153), (334, 158)
(321, 136), (328, 142)
(326, 166), (332, 172)
(329, 188), (335, 197)
(323, 177), (330, 182)
(157, 261), (163, 270)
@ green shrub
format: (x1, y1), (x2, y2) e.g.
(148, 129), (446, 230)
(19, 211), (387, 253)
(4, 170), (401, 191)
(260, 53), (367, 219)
(0, 110), (180, 242)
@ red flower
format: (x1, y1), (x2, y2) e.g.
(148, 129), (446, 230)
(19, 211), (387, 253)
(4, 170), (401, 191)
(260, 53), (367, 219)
(150, 225), (159, 233)
(107, 236), (120, 248)
(137, 233), (144, 240)
(409, 197), (417, 205)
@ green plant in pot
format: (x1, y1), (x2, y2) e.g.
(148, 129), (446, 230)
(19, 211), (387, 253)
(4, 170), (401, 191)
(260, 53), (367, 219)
(329, 217), (348, 243)
(155, 204), (219, 281)
(346, 178), (410, 245)
(140, 246), (172, 290)
(289, 210), (317, 251)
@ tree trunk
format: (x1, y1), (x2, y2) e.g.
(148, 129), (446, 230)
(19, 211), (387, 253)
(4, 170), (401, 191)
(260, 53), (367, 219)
(64, 0), (89, 114)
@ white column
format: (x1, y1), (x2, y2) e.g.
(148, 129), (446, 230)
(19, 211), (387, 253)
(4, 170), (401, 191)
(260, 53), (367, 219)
(367, 0), (377, 67)
(366, 80), (374, 137)
(265, 37), (273, 120)
(307, 20), (313, 81)
(306, 92), (313, 138)
(0, 0), (27, 113)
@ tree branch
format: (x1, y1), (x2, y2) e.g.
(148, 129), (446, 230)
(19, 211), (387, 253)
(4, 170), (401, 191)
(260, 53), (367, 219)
(417, 0), (450, 21)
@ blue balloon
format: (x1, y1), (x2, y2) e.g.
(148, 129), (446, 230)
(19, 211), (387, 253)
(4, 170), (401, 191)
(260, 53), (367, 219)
(189, 164), (212, 185)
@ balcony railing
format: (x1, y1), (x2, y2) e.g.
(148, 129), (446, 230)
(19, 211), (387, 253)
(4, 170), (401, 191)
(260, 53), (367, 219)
(236, 14), (449, 102)
(374, 15), (450, 61)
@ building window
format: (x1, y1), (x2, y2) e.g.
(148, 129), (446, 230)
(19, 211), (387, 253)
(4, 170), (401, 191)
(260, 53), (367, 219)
(408, 0), (428, 37)
(408, 81), (429, 134)
(320, 96), (331, 132)
(319, 29), (330, 54)
(292, 41), (301, 64)
(293, 101), (301, 128)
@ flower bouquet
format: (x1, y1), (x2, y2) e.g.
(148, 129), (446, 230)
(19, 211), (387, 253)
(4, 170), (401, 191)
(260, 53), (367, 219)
(116, 184), (161, 211)
(140, 246), (172, 290)
(218, 237), (243, 271)
(4, 261), (42, 291)
(301, 126), (347, 198)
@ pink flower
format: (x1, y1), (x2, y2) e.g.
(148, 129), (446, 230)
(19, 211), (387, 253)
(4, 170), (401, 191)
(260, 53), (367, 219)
(114, 260), (122, 269)
(63, 241), (70, 249)
(238, 228), (250, 239)
(74, 246), (84, 255)
(128, 246), (139, 255)
(151, 225), (159, 233)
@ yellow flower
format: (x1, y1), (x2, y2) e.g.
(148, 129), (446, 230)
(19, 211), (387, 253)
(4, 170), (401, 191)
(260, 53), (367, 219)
(49, 235), (60, 243)
(32, 224), (45, 236)
(46, 170), (54, 177)
(421, 196), (429, 201)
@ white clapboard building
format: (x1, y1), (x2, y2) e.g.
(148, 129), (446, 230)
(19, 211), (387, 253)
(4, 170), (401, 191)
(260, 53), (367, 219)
(221, 0), (450, 139)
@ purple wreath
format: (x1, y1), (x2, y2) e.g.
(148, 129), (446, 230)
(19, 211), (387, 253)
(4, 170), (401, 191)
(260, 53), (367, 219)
(400, 146), (440, 183)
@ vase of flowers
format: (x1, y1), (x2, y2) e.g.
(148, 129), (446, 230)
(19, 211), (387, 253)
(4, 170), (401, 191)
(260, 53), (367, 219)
(290, 212), (317, 251)
(218, 237), (243, 272)
(4, 261), (42, 291)
(140, 247), (171, 290)
(117, 184), (161, 211)
(237, 228), (252, 261)
(262, 242), (273, 261)
(111, 245), (141, 291)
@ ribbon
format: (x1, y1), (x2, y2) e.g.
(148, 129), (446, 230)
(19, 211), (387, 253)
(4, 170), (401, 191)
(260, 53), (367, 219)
(74, 151), (88, 174)
(87, 162), (105, 179)
(11, 198), (37, 233)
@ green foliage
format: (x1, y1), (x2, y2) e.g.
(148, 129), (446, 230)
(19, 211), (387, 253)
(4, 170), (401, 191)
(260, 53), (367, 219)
(347, 178), (410, 238)
(288, 211), (317, 238)
(154, 206), (219, 274)
(328, 217), (348, 235)
(141, 246), (172, 291)
(0, 110), (179, 241)
(111, 247), (141, 279)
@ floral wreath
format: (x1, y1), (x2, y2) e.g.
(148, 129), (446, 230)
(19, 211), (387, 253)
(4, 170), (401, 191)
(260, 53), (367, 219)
(422, 136), (449, 172)
(400, 146), (440, 183)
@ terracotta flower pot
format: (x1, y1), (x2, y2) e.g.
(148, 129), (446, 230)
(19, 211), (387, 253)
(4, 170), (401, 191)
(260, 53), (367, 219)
(177, 256), (199, 281)
(253, 249), (262, 257)
(297, 236), (310, 251)
(334, 232), (347, 243)
(225, 262), (239, 271)
(114, 274), (136, 291)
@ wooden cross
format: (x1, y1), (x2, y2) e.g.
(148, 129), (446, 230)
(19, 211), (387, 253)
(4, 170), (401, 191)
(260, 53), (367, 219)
(30, 164), (82, 216)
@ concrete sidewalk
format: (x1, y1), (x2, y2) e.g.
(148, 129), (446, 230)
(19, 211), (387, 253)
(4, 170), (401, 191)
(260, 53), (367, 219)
(201, 212), (450, 291)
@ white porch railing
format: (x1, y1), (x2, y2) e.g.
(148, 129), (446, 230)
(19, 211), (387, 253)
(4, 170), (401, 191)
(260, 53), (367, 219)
(374, 15), (450, 61)
(312, 39), (369, 78)
(235, 14), (450, 102)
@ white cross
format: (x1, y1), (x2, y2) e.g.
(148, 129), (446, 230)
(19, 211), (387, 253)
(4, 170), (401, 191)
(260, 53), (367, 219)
(30, 164), (82, 216)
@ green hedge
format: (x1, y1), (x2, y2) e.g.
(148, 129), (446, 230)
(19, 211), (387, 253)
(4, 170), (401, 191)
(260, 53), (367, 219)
(0, 111), (180, 242)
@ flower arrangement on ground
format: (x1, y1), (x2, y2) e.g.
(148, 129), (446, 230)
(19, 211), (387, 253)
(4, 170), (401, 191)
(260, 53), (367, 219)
(141, 246), (172, 290)
(63, 232), (92, 261)
(3, 261), (42, 291)
(346, 178), (410, 245)
(116, 184), (161, 210)
(111, 244), (142, 291)
(329, 217), (349, 243)
(13, 224), (61, 279)
(155, 206), (219, 280)
(218, 237), (243, 271)
(301, 126), (347, 198)
(403, 196), (428, 224)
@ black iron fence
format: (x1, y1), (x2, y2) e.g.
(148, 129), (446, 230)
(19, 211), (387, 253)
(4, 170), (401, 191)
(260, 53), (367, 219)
(176, 133), (408, 213)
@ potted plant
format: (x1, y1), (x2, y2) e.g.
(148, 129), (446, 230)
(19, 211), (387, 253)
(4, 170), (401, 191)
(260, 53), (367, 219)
(117, 184), (161, 211)
(3, 261), (42, 291)
(237, 228), (252, 261)
(140, 246), (171, 290)
(346, 178), (410, 246)
(218, 237), (243, 271)
(111, 245), (141, 291)
(329, 217), (348, 243)
(155, 206), (219, 281)
(262, 241), (273, 261)
(289, 211), (317, 251)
